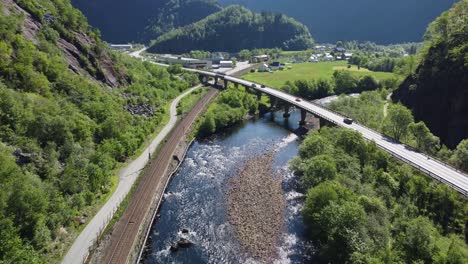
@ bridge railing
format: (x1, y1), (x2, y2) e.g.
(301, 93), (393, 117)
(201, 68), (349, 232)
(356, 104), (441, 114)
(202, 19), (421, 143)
(247, 84), (468, 196)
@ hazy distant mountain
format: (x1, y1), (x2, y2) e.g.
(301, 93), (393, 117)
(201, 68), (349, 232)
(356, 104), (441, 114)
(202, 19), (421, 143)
(218, 0), (459, 44)
(71, 0), (221, 43)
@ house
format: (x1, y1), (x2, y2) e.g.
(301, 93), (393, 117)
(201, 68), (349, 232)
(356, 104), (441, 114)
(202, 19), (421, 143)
(258, 63), (270, 72)
(269, 61), (285, 70)
(315, 45), (326, 52)
(220, 60), (234, 68)
(333, 47), (346, 54)
(253, 55), (269, 63)
(308, 55), (319, 62)
(344, 53), (353, 60)
(324, 53), (334, 61)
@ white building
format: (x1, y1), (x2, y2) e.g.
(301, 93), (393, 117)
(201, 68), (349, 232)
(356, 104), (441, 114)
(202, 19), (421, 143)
(220, 60), (234, 68)
(109, 44), (133, 50)
(253, 55), (269, 62)
(324, 53), (334, 61)
(344, 53), (353, 60)
(157, 55), (212, 69)
(258, 63), (270, 72)
(309, 55), (319, 62)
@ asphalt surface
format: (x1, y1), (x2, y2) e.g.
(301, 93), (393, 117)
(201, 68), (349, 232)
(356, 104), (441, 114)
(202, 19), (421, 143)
(222, 76), (468, 196)
(62, 84), (203, 264)
(132, 48), (468, 196)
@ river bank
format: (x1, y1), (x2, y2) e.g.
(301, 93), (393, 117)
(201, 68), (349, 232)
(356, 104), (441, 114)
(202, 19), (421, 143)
(228, 152), (285, 262)
(143, 110), (316, 263)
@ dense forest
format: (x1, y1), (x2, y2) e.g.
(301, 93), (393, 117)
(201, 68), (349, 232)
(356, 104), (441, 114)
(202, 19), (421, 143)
(148, 5), (314, 53)
(292, 127), (467, 263)
(393, 0), (468, 149)
(219, 0), (458, 44)
(0, 0), (193, 262)
(71, 0), (221, 43)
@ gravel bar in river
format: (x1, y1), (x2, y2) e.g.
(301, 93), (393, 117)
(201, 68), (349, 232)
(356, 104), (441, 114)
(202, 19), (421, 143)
(228, 151), (285, 262)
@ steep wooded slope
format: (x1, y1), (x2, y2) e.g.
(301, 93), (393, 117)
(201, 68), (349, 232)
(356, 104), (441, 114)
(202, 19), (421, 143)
(0, 0), (194, 262)
(148, 5), (314, 53)
(71, 0), (221, 43)
(393, 0), (468, 148)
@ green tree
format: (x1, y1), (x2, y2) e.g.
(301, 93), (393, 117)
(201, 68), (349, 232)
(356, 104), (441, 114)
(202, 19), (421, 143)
(451, 139), (468, 172)
(301, 155), (338, 188)
(199, 111), (216, 136)
(238, 49), (251, 61)
(409, 121), (440, 153)
(333, 70), (358, 94)
(399, 217), (439, 263)
(382, 104), (414, 141)
(167, 64), (183, 75)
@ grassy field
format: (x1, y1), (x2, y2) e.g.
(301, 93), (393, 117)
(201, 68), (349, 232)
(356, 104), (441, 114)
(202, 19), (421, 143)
(243, 61), (396, 88)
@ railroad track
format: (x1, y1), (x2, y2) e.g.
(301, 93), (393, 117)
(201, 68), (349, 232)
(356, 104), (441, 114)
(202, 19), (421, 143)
(100, 89), (218, 264)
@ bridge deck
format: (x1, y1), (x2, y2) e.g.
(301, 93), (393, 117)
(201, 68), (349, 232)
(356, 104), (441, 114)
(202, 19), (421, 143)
(218, 75), (468, 196)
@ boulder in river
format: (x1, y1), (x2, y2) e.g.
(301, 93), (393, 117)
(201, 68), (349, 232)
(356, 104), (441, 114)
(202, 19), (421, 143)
(170, 244), (179, 252)
(177, 238), (193, 248)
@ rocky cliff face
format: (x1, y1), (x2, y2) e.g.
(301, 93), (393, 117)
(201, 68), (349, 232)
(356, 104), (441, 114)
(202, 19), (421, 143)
(392, 1), (468, 148)
(1, 0), (128, 88)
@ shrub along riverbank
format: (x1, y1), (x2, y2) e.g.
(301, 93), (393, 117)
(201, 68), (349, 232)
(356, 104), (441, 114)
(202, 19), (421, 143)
(291, 127), (467, 263)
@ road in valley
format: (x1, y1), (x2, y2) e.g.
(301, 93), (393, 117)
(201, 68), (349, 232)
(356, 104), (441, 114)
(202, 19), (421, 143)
(223, 76), (468, 196)
(131, 47), (468, 196)
(62, 83), (202, 264)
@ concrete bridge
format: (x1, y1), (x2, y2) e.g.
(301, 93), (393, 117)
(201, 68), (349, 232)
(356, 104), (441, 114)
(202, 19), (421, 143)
(193, 70), (468, 197)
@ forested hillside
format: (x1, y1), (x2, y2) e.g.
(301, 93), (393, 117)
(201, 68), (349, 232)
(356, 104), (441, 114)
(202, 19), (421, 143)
(293, 127), (467, 263)
(0, 0), (194, 261)
(148, 5), (314, 53)
(219, 0), (458, 44)
(393, 0), (468, 148)
(71, 0), (221, 43)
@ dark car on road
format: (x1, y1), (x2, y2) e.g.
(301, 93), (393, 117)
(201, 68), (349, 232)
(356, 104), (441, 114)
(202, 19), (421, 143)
(251, 84), (257, 88)
(344, 118), (354, 125)
(295, 98), (302, 102)
(261, 84), (266, 88)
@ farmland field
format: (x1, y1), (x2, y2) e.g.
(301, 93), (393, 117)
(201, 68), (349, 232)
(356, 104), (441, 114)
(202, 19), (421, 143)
(243, 61), (396, 88)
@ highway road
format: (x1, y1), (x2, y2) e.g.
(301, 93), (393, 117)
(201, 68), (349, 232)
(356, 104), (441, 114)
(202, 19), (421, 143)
(62, 84), (202, 264)
(223, 75), (468, 196)
(130, 48), (468, 196)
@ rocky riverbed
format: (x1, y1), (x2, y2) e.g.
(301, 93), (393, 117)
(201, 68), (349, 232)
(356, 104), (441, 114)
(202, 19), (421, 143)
(228, 152), (285, 262)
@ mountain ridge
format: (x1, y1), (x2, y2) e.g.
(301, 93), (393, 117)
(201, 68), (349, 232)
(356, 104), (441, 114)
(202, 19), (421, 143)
(218, 0), (459, 44)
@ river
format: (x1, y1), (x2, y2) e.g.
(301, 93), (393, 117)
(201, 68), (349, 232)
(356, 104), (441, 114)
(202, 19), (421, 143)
(141, 110), (316, 263)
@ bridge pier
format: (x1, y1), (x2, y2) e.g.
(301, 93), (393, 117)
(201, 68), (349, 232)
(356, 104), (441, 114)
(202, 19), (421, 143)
(269, 96), (278, 111)
(299, 109), (307, 126)
(283, 105), (291, 119)
(256, 90), (262, 100)
(223, 79), (229, 89)
(214, 76), (219, 88)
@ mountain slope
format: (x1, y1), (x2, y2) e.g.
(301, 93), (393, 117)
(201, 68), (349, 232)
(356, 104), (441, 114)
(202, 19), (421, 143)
(71, 0), (221, 43)
(219, 0), (458, 44)
(0, 0), (194, 261)
(148, 5), (314, 53)
(392, 0), (468, 148)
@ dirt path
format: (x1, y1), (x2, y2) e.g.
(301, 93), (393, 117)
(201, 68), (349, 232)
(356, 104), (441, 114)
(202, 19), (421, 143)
(383, 92), (393, 117)
(96, 89), (218, 264)
(62, 84), (202, 264)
